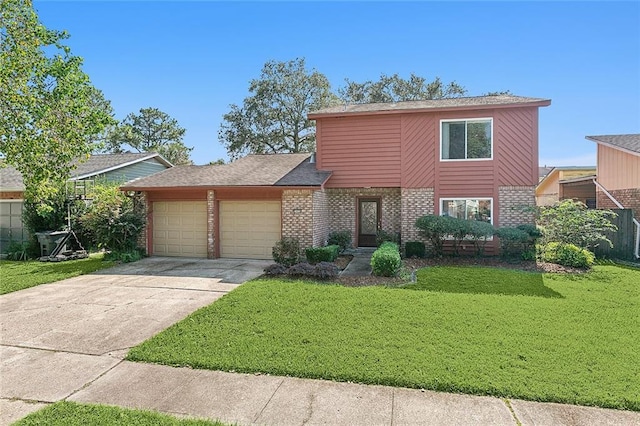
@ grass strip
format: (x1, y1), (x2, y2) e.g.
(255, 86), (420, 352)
(13, 401), (225, 426)
(0, 253), (114, 294)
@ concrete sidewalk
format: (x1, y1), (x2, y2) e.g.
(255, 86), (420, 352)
(5, 360), (637, 426)
(340, 248), (374, 277)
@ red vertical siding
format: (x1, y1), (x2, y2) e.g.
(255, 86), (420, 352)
(318, 115), (402, 188)
(495, 107), (538, 186)
(401, 114), (436, 187)
(316, 106), (539, 192)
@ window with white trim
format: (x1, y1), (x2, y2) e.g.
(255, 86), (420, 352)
(441, 118), (492, 160)
(440, 198), (492, 224)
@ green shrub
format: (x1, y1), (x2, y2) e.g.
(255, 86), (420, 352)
(327, 230), (352, 253)
(537, 199), (617, 250)
(371, 242), (401, 277)
(4, 240), (30, 260)
(495, 227), (530, 258)
(80, 183), (145, 252)
(376, 230), (400, 247)
(272, 237), (300, 267)
(517, 223), (542, 239)
(415, 215), (452, 256)
(405, 241), (426, 258)
(467, 220), (495, 256)
(540, 242), (595, 268)
(305, 245), (339, 264)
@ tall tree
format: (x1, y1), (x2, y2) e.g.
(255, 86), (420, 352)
(219, 58), (339, 160)
(0, 0), (115, 212)
(339, 73), (467, 103)
(103, 107), (192, 165)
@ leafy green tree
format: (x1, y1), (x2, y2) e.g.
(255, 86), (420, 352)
(0, 0), (115, 212)
(208, 158), (226, 165)
(537, 199), (617, 250)
(339, 73), (467, 104)
(102, 107), (192, 165)
(219, 58), (339, 160)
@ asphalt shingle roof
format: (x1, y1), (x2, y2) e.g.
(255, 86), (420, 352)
(0, 152), (170, 191)
(309, 95), (551, 117)
(586, 134), (640, 154)
(72, 152), (172, 178)
(122, 153), (330, 189)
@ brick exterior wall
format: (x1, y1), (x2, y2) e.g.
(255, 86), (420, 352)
(401, 188), (435, 245)
(326, 188), (401, 247)
(499, 186), (536, 227)
(282, 189), (314, 250)
(207, 190), (215, 259)
(312, 190), (329, 247)
(597, 188), (640, 220)
(136, 192), (148, 253)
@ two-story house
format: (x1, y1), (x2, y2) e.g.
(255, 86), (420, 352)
(122, 95), (550, 259)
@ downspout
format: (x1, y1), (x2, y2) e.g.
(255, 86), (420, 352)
(593, 178), (640, 259)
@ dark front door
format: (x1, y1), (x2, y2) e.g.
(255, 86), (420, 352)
(358, 198), (381, 247)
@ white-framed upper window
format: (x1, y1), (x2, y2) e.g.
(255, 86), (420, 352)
(440, 198), (493, 225)
(440, 118), (493, 160)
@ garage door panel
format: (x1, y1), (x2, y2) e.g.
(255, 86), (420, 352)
(153, 201), (207, 258)
(219, 201), (281, 259)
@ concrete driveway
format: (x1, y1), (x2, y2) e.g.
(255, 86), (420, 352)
(0, 257), (270, 424)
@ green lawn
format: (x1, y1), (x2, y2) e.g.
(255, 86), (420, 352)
(0, 254), (114, 294)
(128, 265), (640, 411)
(14, 401), (225, 426)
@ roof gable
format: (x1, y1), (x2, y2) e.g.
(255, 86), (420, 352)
(586, 134), (640, 156)
(0, 152), (172, 191)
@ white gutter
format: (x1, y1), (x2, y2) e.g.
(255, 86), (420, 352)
(593, 178), (640, 259)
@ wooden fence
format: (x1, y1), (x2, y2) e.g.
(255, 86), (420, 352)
(594, 209), (636, 260)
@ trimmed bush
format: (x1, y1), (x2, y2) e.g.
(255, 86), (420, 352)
(328, 231), (352, 253)
(272, 237), (300, 267)
(376, 230), (400, 247)
(305, 245), (339, 264)
(263, 263), (287, 276)
(405, 241), (426, 258)
(287, 262), (316, 277)
(313, 262), (339, 280)
(495, 227), (530, 258)
(371, 242), (401, 277)
(415, 215), (451, 256)
(468, 220), (495, 256)
(540, 242), (595, 268)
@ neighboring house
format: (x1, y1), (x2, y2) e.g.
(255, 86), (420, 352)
(538, 166), (553, 182)
(0, 152), (172, 251)
(123, 94), (550, 259)
(586, 134), (640, 219)
(535, 166), (596, 207)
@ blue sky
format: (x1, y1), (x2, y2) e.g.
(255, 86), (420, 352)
(34, 1), (640, 166)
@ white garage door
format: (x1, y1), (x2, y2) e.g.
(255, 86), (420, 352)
(219, 201), (281, 259)
(153, 201), (207, 258)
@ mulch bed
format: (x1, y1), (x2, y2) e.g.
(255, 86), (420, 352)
(335, 255), (588, 287)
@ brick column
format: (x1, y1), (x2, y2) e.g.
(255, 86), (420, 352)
(282, 189), (314, 249)
(400, 188), (435, 246)
(207, 190), (215, 259)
